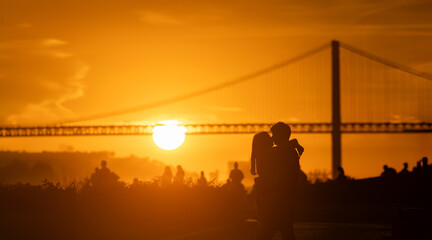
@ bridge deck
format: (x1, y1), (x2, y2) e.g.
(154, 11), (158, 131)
(1, 123), (431, 137)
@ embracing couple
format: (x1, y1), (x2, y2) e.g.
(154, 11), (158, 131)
(250, 122), (304, 240)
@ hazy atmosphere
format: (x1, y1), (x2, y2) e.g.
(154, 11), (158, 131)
(1, 1), (432, 239)
(1, 0), (431, 180)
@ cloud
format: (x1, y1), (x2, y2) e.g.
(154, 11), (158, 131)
(42, 38), (68, 47)
(0, 35), (89, 125)
(46, 50), (74, 58)
(3, 70), (88, 125)
(208, 106), (242, 112)
(414, 61), (432, 75)
(17, 23), (32, 28)
(138, 11), (183, 26)
(0, 0), (431, 126)
(6, 101), (67, 125)
(4, 76), (88, 125)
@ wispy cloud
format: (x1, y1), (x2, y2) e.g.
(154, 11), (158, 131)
(42, 38), (68, 47)
(17, 23), (32, 28)
(208, 106), (242, 112)
(138, 11), (183, 26)
(0, 36), (89, 125)
(413, 61), (432, 74)
(5, 70), (88, 125)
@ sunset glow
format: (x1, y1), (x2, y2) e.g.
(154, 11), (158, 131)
(152, 120), (186, 150)
(1, 1), (432, 239)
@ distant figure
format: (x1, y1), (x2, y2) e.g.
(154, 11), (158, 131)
(413, 161), (422, 173)
(336, 166), (347, 182)
(173, 165), (185, 185)
(229, 162), (244, 185)
(399, 162), (409, 175)
(421, 157), (429, 169)
(381, 165), (397, 178)
(90, 160), (120, 187)
(161, 166), (173, 186)
(197, 171), (207, 186)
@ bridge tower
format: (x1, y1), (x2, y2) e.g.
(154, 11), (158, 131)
(331, 40), (342, 179)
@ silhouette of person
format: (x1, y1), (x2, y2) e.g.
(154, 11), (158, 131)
(161, 166), (173, 186)
(257, 122), (303, 240)
(336, 166), (347, 182)
(251, 132), (274, 177)
(413, 161), (422, 173)
(227, 162), (244, 193)
(289, 138), (304, 158)
(272, 122), (302, 240)
(250, 130), (304, 178)
(90, 160), (120, 187)
(173, 165), (185, 185)
(251, 132), (275, 229)
(421, 157), (429, 170)
(229, 162), (244, 185)
(399, 162), (409, 175)
(381, 165), (397, 178)
(197, 171), (207, 186)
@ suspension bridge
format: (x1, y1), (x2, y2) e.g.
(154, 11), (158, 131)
(1, 40), (431, 177)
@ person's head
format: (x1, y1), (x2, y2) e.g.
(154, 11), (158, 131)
(164, 166), (172, 173)
(200, 171), (205, 177)
(251, 132), (272, 159)
(234, 162), (238, 169)
(383, 165), (388, 170)
(177, 165), (183, 170)
(403, 162), (408, 168)
(270, 122), (291, 145)
(422, 157), (428, 166)
(337, 166), (343, 172)
(101, 160), (107, 168)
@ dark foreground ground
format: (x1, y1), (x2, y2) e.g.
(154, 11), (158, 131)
(160, 221), (395, 240)
(2, 165), (431, 240)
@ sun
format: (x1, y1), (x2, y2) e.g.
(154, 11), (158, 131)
(152, 120), (187, 150)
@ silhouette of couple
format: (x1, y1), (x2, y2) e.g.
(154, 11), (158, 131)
(251, 122), (304, 240)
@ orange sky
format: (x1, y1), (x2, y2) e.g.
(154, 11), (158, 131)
(1, 0), (432, 179)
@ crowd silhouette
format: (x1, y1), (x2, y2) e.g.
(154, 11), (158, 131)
(1, 162), (247, 239)
(0, 122), (430, 240)
(380, 157), (430, 179)
(89, 160), (120, 188)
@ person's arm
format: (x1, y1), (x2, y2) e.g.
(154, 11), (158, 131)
(291, 138), (304, 156)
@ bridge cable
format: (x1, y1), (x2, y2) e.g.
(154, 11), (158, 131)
(56, 44), (330, 125)
(340, 42), (432, 81)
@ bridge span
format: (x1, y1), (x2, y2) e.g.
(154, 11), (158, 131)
(1, 122), (431, 137)
(2, 40), (431, 178)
